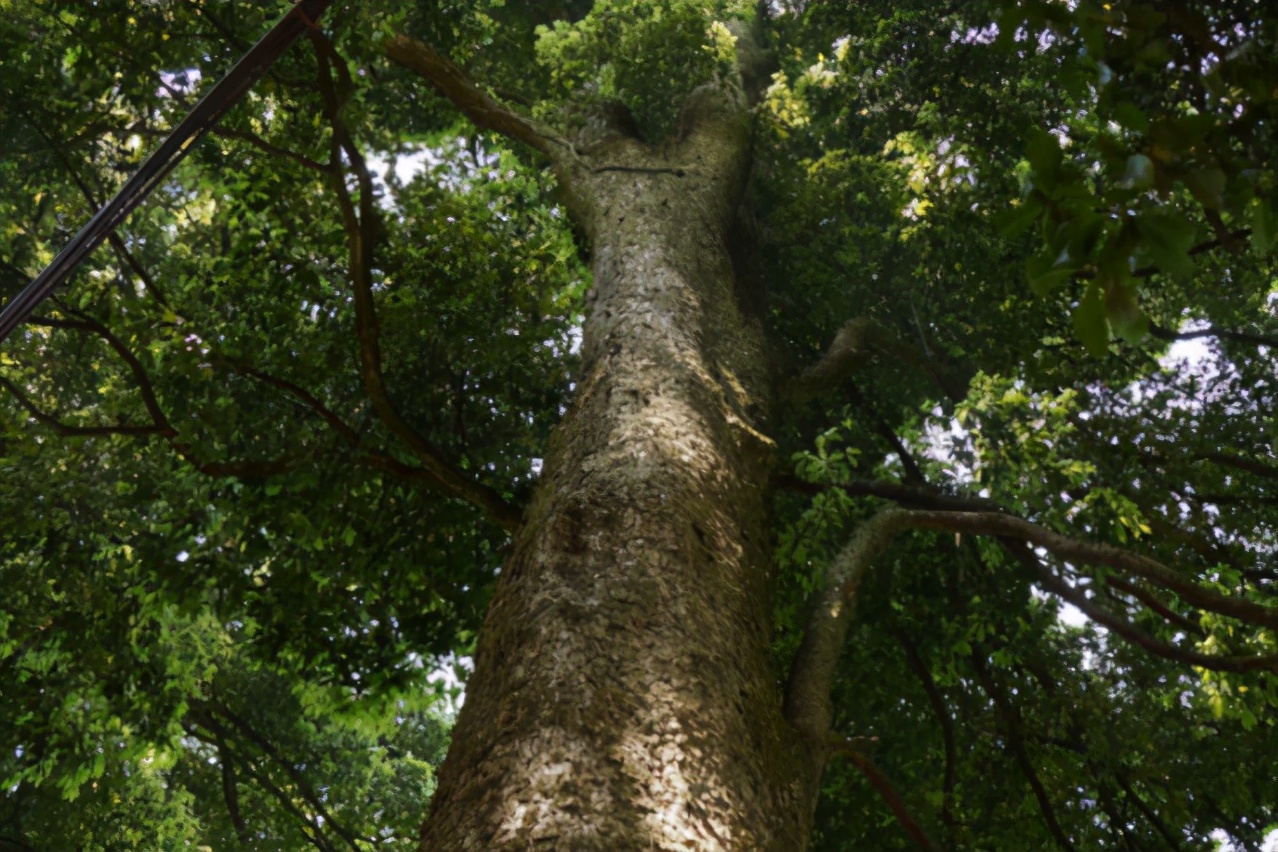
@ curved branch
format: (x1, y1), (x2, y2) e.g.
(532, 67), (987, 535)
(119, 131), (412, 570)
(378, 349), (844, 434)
(32, 313), (175, 435)
(786, 506), (1278, 766)
(901, 510), (1278, 633)
(0, 375), (164, 437)
(796, 317), (966, 402)
(829, 740), (939, 852)
(1008, 542), (1278, 674)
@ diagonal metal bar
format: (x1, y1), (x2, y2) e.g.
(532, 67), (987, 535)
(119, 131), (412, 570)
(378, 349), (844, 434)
(0, 0), (332, 343)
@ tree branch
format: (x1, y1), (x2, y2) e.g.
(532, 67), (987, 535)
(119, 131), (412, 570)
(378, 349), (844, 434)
(312, 35), (521, 530)
(829, 739), (940, 852)
(786, 506), (1278, 767)
(214, 731), (253, 847)
(383, 36), (564, 161)
(1150, 321), (1278, 350)
(193, 701), (368, 851)
(796, 317), (966, 402)
(211, 126), (331, 173)
(26, 312), (295, 482)
(32, 313), (175, 435)
(893, 629), (957, 834)
(970, 652), (1078, 852)
(0, 375), (165, 437)
(185, 721), (336, 852)
(1006, 542), (1278, 674)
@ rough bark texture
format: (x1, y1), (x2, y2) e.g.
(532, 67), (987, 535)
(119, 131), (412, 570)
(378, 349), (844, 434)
(418, 90), (811, 850)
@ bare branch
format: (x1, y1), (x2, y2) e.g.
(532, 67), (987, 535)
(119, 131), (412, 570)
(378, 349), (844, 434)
(313, 35), (521, 530)
(829, 739), (940, 852)
(383, 36), (564, 160)
(0, 375), (165, 438)
(970, 652), (1078, 852)
(796, 317), (966, 402)
(211, 126), (331, 173)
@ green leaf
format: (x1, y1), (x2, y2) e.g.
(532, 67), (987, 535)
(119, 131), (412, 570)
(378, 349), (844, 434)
(1025, 128), (1063, 191)
(1133, 212), (1196, 279)
(1184, 167), (1227, 210)
(1104, 278), (1147, 344)
(1248, 195), (1276, 257)
(993, 198), (1043, 238)
(1073, 282), (1110, 355)
(1122, 154), (1155, 190)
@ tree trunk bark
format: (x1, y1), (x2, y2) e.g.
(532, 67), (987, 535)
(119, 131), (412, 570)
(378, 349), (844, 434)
(418, 93), (812, 850)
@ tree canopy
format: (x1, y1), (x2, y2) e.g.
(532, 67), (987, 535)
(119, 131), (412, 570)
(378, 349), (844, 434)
(1, 1), (1276, 849)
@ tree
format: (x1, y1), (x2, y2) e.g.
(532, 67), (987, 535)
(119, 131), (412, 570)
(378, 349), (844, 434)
(1, 0), (1276, 849)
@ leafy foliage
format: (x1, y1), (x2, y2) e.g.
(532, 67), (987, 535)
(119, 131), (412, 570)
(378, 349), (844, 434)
(1, 0), (1276, 849)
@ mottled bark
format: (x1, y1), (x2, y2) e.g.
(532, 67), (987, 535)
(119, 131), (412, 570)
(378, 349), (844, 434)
(417, 89), (812, 849)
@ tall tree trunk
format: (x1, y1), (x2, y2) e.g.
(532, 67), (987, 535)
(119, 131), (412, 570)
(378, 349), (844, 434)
(418, 92), (812, 850)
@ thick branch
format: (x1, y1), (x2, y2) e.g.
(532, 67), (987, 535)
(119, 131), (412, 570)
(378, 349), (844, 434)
(384, 36), (562, 160)
(796, 317), (965, 402)
(786, 507), (1278, 759)
(313, 37), (520, 530)
(785, 508), (917, 747)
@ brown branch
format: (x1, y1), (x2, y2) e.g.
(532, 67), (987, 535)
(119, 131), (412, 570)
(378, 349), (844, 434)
(897, 510), (1278, 633)
(829, 739), (940, 852)
(1149, 322), (1278, 350)
(773, 473), (1004, 513)
(32, 313), (175, 435)
(1104, 574), (1205, 638)
(1112, 771), (1187, 852)
(970, 652), (1078, 852)
(313, 36), (520, 530)
(894, 629), (957, 833)
(211, 126), (331, 173)
(1007, 542), (1278, 674)
(0, 375), (165, 437)
(27, 313), (294, 482)
(383, 36), (562, 160)
(223, 359), (360, 446)
(185, 721), (336, 852)
(194, 701), (367, 851)
(215, 732), (252, 847)
(1200, 451), (1278, 482)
